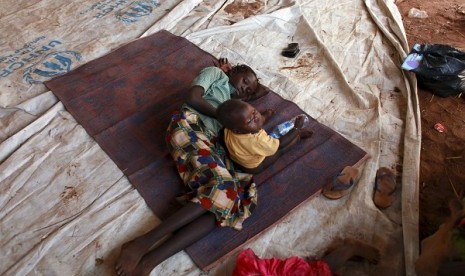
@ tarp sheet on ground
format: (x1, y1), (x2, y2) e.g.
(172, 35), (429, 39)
(0, 0), (420, 275)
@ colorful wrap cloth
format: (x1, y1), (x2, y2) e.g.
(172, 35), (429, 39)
(233, 248), (333, 276)
(166, 109), (257, 230)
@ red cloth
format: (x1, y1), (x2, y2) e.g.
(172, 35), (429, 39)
(233, 248), (333, 276)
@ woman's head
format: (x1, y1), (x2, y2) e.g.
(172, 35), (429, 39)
(228, 64), (259, 101)
(217, 99), (263, 134)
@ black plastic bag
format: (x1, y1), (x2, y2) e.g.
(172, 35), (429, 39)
(406, 44), (465, 97)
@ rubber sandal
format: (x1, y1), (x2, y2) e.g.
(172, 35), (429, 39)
(373, 167), (396, 209)
(322, 166), (359, 200)
(283, 43), (299, 52)
(281, 43), (300, 58)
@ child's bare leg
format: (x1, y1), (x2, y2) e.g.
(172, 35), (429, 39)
(134, 212), (217, 276)
(322, 239), (380, 273)
(115, 202), (208, 276)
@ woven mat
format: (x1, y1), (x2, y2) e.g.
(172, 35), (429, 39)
(45, 30), (367, 270)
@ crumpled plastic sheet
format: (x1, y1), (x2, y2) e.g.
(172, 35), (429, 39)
(0, 0), (420, 275)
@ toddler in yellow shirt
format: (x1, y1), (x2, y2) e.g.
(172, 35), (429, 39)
(217, 99), (312, 174)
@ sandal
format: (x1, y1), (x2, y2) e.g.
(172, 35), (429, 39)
(322, 166), (359, 200)
(373, 167), (396, 209)
(282, 43), (300, 58)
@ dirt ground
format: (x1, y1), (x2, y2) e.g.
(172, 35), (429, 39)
(395, 0), (465, 240)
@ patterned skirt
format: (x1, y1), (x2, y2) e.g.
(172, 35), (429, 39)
(166, 109), (257, 230)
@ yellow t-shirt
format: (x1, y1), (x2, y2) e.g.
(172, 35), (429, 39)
(224, 128), (279, 169)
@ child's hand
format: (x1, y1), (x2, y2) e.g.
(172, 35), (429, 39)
(261, 109), (275, 121)
(298, 129), (313, 139)
(218, 58), (232, 73)
(294, 115), (307, 129)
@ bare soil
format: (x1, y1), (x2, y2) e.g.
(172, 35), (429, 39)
(395, 0), (465, 240)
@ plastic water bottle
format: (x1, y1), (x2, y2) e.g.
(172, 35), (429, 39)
(269, 114), (309, 138)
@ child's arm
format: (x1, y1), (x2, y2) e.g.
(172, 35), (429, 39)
(240, 128), (312, 174)
(260, 109), (275, 123)
(277, 128), (300, 149)
(185, 86), (217, 118)
(276, 128), (312, 151)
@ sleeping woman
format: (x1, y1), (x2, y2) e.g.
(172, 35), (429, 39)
(115, 59), (270, 276)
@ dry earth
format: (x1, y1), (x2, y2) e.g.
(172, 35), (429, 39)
(396, 0), (465, 240)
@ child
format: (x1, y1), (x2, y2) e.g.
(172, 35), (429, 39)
(184, 61), (270, 137)
(217, 99), (313, 174)
(115, 62), (269, 276)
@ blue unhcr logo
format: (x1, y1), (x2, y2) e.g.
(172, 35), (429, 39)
(115, 0), (160, 23)
(23, 51), (82, 84)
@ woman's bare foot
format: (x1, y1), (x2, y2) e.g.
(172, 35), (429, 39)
(115, 240), (147, 276)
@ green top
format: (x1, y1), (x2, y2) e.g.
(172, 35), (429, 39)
(183, 66), (236, 136)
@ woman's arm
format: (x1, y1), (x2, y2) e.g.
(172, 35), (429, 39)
(218, 58), (232, 74)
(185, 85), (217, 118)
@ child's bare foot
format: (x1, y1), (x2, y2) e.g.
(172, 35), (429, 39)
(115, 240), (147, 276)
(298, 129), (313, 139)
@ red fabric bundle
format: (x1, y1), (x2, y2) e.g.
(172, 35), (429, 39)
(233, 248), (332, 276)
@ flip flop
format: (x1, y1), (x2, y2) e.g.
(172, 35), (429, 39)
(322, 166), (359, 200)
(373, 167), (396, 209)
(281, 43), (300, 58)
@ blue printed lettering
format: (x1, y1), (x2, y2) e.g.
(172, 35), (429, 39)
(9, 62), (24, 70)
(21, 53), (40, 64)
(1, 69), (12, 77)
(48, 40), (62, 47)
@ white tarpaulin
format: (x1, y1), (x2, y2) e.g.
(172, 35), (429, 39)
(0, 0), (420, 275)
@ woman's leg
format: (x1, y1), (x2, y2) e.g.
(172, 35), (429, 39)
(115, 202), (209, 275)
(134, 212), (217, 275)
